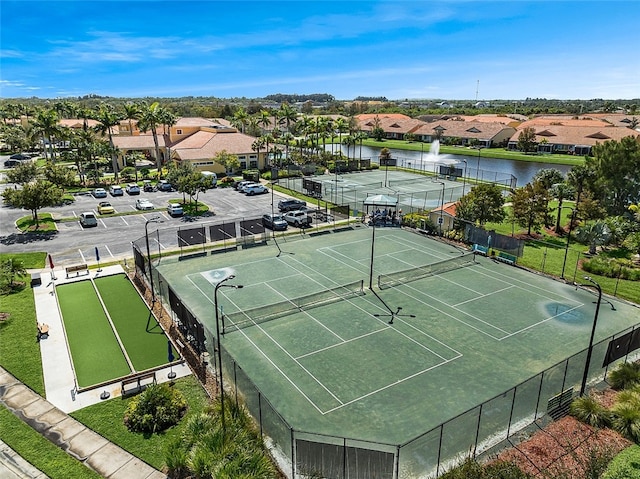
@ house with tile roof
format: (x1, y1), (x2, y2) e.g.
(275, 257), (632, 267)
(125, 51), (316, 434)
(507, 124), (640, 155)
(429, 201), (458, 233)
(111, 117), (265, 173)
(413, 120), (516, 147)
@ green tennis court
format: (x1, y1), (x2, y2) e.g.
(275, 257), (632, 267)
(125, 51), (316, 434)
(154, 226), (639, 470)
(56, 274), (175, 389)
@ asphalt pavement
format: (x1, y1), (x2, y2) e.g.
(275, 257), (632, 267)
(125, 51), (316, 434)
(0, 178), (291, 267)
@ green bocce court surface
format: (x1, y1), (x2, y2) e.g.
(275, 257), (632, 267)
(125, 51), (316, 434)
(155, 226), (639, 445)
(56, 274), (174, 389)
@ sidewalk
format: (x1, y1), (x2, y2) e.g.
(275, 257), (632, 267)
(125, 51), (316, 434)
(0, 367), (166, 479)
(0, 439), (48, 479)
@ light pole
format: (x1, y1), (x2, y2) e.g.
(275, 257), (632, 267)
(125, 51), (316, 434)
(578, 276), (602, 396)
(214, 274), (243, 431)
(561, 208), (576, 280)
(145, 216), (161, 302)
(435, 181), (445, 236)
(475, 145), (484, 184)
(460, 159), (467, 195)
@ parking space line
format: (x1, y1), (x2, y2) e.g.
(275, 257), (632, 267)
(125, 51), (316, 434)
(104, 245), (114, 258)
(78, 249), (86, 263)
(121, 216), (129, 226)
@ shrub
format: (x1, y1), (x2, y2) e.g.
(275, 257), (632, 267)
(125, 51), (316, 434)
(582, 256), (640, 281)
(609, 362), (640, 391)
(124, 383), (187, 434)
(611, 402), (640, 442)
(570, 395), (612, 428)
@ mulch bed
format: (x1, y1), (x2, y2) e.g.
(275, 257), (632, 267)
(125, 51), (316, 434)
(497, 415), (630, 478)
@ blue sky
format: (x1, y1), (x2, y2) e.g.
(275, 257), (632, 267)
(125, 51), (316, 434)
(1, 1), (638, 100)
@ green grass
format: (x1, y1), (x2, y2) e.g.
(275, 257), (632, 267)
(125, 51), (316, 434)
(0, 405), (103, 479)
(56, 280), (131, 387)
(0, 252), (46, 269)
(70, 375), (210, 470)
(16, 213), (57, 232)
(603, 445), (640, 479)
(0, 278), (44, 395)
(94, 274), (173, 371)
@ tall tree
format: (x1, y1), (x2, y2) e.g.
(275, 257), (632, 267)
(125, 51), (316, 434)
(2, 179), (63, 227)
(455, 183), (506, 227)
(122, 101), (141, 136)
(510, 181), (551, 235)
(94, 103), (122, 181)
(589, 136), (640, 215)
(31, 108), (61, 161)
(138, 102), (164, 171)
(516, 127), (537, 153)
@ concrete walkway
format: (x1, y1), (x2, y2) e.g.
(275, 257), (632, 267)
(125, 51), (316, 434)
(0, 367), (166, 479)
(0, 265), (189, 478)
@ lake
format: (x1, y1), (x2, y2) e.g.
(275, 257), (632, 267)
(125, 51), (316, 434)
(325, 145), (573, 188)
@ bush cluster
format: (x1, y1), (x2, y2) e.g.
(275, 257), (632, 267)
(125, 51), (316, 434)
(582, 256), (640, 281)
(124, 383), (187, 434)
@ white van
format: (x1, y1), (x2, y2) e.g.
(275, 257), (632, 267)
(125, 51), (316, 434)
(201, 171), (217, 188)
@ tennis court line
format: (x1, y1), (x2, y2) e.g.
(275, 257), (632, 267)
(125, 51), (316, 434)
(393, 282), (510, 340)
(293, 328), (386, 359)
(322, 356), (460, 415)
(262, 281), (345, 342)
(501, 303), (586, 340)
(453, 284), (517, 307)
(252, 254), (463, 413)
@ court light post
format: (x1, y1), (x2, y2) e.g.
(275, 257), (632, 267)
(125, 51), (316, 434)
(460, 159), (467, 195)
(561, 208), (577, 280)
(475, 145), (484, 184)
(436, 181), (445, 236)
(214, 274), (243, 432)
(578, 276), (602, 397)
(145, 216), (161, 302)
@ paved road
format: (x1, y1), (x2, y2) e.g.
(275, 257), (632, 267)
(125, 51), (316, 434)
(0, 177), (295, 267)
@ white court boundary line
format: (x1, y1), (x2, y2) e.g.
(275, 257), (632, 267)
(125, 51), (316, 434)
(219, 253), (463, 415)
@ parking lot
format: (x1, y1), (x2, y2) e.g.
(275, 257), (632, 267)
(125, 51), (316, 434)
(0, 179), (310, 266)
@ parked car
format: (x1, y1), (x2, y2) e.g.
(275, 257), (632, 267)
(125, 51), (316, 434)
(143, 180), (155, 192)
(109, 185), (123, 196)
(235, 180), (254, 192)
(278, 199), (307, 212)
(126, 183), (141, 195)
(3, 159), (22, 168)
(92, 188), (108, 198)
(283, 210), (312, 227)
(97, 201), (115, 214)
(201, 171), (217, 188)
(79, 212), (98, 227)
(9, 153), (31, 160)
(262, 213), (288, 231)
(167, 203), (184, 217)
(135, 198), (154, 210)
(244, 184), (268, 195)
(157, 180), (173, 192)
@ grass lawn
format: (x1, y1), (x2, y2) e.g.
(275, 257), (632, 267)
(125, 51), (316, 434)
(16, 213), (57, 232)
(0, 252), (46, 270)
(94, 274), (174, 371)
(70, 375), (210, 470)
(0, 280), (44, 395)
(0, 405), (103, 479)
(56, 280), (131, 387)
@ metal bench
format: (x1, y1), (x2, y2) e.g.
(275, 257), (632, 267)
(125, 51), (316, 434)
(121, 371), (157, 397)
(65, 264), (89, 278)
(472, 244), (489, 256)
(495, 252), (517, 265)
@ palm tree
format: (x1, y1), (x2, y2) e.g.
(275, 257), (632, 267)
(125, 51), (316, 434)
(231, 107), (249, 134)
(251, 137), (265, 169)
(122, 101), (141, 136)
(334, 117), (348, 155)
(138, 102), (164, 171)
(353, 131), (367, 163)
(94, 103), (122, 181)
(278, 102), (298, 135)
(575, 220), (612, 255)
(31, 108), (61, 161)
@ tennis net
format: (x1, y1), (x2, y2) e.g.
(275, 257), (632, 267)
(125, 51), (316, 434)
(377, 252), (476, 289)
(388, 177), (430, 187)
(223, 279), (365, 333)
